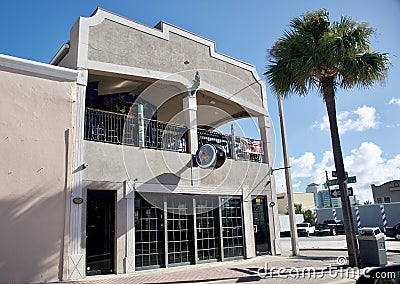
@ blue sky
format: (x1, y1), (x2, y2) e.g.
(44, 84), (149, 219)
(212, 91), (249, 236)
(1, 0), (399, 202)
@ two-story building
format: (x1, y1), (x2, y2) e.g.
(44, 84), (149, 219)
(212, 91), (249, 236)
(1, 8), (280, 283)
(372, 180), (400, 204)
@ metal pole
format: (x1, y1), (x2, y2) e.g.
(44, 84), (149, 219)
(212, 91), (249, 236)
(343, 181), (359, 268)
(325, 170), (333, 207)
(277, 94), (299, 256)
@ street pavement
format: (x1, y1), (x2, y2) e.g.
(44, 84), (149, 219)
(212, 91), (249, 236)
(63, 236), (399, 284)
(68, 255), (356, 284)
(280, 235), (400, 252)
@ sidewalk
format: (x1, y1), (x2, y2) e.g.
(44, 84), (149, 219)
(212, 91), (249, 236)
(65, 255), (358, 284)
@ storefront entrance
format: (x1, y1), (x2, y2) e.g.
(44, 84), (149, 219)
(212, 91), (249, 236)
(86, 190), (116, 275)
(252, 196), (271, 255)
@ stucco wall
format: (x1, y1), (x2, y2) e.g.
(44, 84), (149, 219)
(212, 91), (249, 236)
(83, 141), (270, 196)
(372, 181), (400, 203)
(87, 19), (263, 108)
(0, 69), (75, 283)
(277, 193), (315, 214)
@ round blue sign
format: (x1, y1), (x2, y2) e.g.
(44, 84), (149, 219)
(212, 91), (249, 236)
(195, 144), (216, 168)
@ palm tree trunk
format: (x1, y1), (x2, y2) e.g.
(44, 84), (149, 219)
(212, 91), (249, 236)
(322, 78), (362, 268)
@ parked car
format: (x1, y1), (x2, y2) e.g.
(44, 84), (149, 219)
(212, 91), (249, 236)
(315, 219), (345, 236)
(279, 214), (305, 237)
(297, 222), (315, 237)
(385, 222), (400, 240)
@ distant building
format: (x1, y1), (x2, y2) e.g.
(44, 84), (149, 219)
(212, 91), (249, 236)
(277, 192), (315, 214)
(372, 180), (400, 203)
(306, 183), (359, 208)
(306, 183), (331, 208)
(305, 183), (320, 207)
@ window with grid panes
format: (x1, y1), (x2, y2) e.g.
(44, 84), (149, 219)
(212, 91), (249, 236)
(166, 197), (195, 265)
(135, 196), (165, 269)
(196, 197), (220, 262)
(221, 197), (243, 258)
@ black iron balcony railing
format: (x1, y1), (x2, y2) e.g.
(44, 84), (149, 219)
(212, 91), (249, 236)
(143, 118), (188, 152)
(197, 129), (263, 163)
(84, 108), (263, 162)
(84, 108), (188, 153)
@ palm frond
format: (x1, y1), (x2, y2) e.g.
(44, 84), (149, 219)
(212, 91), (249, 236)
(265, 9), (389, 97)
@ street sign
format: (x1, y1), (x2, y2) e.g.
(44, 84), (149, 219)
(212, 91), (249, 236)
(327, 179), (339, 186)
(347, 176), (357, 183)
(331, 189), (340, 198)
(332, 171), (348, 178)
(330, 187), (353, 198)
(326, 176), (357, 187)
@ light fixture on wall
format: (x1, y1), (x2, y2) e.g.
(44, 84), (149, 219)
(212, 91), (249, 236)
(73, 197), (84, 204)
(209, 100), (216, 105)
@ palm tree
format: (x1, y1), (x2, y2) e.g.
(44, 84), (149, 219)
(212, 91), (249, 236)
(265, 9), (389, 267)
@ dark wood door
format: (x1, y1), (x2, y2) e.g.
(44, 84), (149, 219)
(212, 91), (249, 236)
(252, 197), (271, 255)
(86, 190), (115, 275)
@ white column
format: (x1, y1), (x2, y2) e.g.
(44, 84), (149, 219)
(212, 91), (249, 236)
(258, 115), (281, 255)
(242, 186), (256, 258)
(124, 181), (135, 273)
(68, 69), (88, 280)
(258, 115), (272, 164)
(182, 93), (199, 186)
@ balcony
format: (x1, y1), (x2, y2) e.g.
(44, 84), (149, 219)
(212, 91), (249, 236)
(84, 108), (188, 152)
(84, 108), (263, 162)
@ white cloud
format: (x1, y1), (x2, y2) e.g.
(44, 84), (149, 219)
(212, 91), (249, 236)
(290, 152), (315, 178)
(273, 170), (286, 194)
(389, 97), (400, 106)
(280, 142), (400, 203)
(314, 105), (378, 134)
(344, 142), (400, 190)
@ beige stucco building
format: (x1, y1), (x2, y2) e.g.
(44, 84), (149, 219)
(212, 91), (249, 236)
(0, 55), (84, 283)
(372, 180), (400, 204)
(277, 192), (315, 214)
(0, 8), (280, 283)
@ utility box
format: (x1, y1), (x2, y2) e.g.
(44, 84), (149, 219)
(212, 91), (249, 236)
(358, 227), (387, 266)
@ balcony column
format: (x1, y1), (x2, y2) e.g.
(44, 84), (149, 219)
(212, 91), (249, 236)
(258, 115), (281, 255)
(123, 180), (135, 273)
(182, 92), (199, 186)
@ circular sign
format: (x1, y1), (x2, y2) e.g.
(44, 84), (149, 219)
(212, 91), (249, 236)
(196, 144), (217, 168)
(195, 144), (226, 169)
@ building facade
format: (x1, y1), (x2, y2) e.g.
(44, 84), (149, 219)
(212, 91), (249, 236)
(276, 192), (315, 214)
(305, 183), (320, 207)
(305, 183), (331, 208)
(36, 8), (280, 281)
(0, 55), (84, 283)
(372, 180), (400, 204)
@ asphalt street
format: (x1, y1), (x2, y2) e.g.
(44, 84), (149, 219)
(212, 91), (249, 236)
(280, 235), (400, 264)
